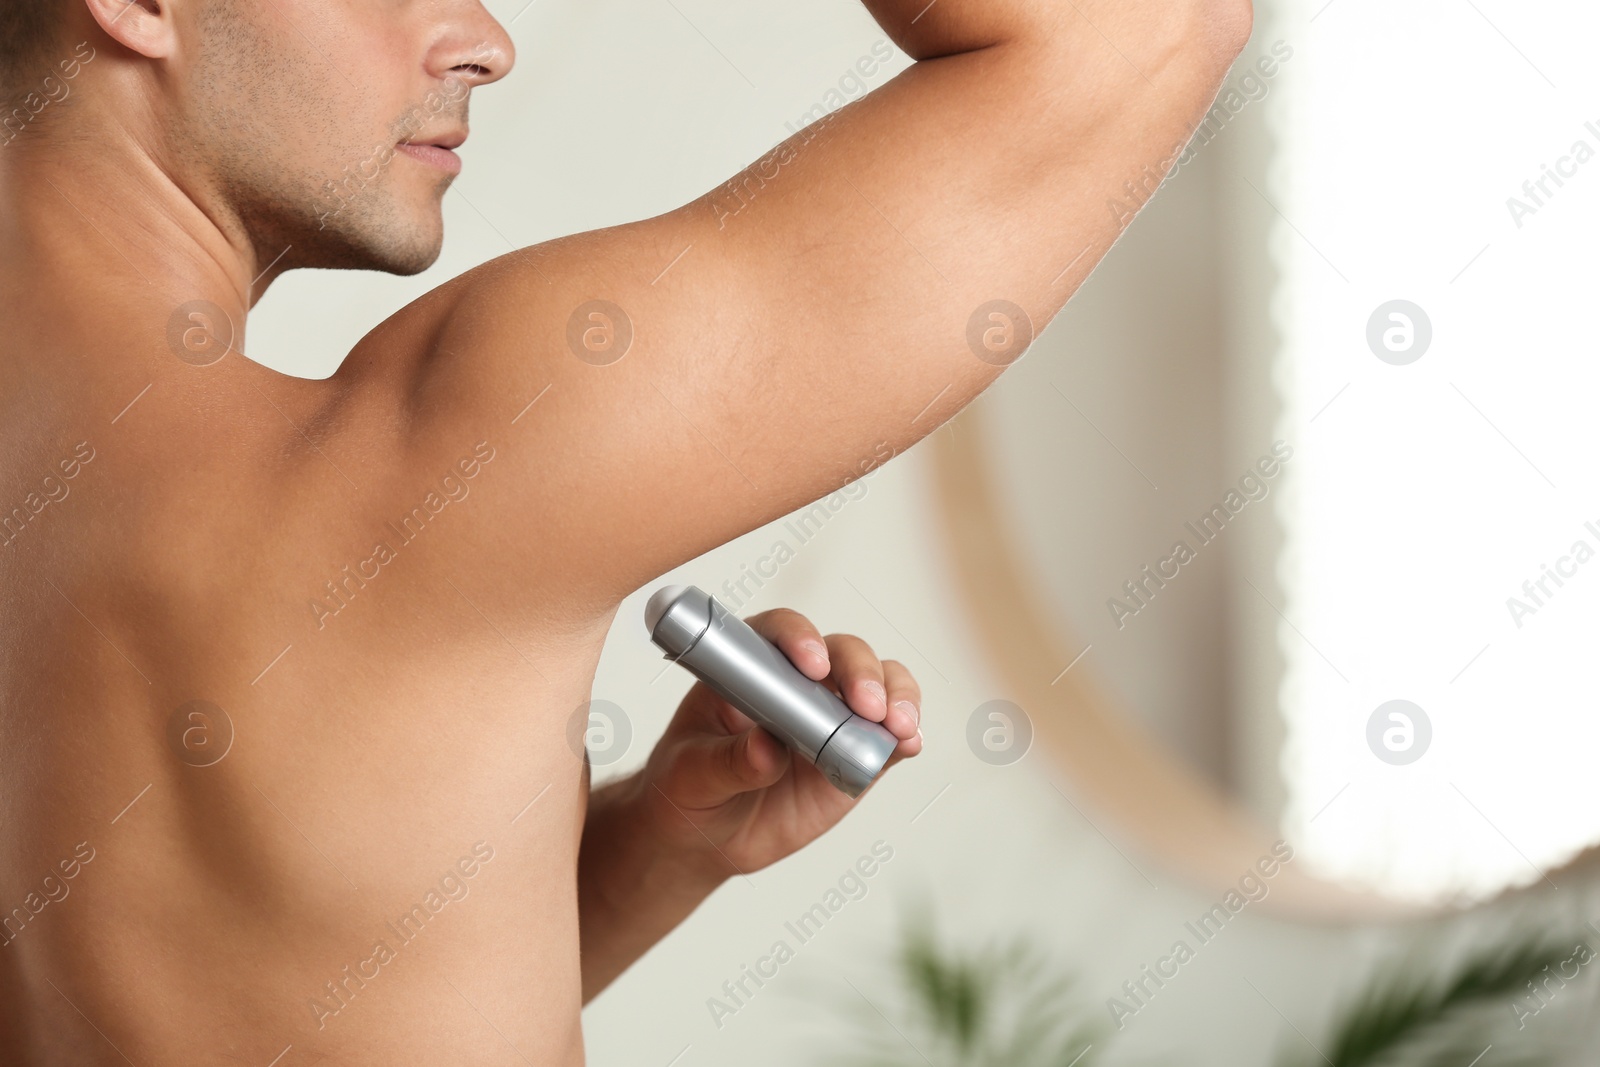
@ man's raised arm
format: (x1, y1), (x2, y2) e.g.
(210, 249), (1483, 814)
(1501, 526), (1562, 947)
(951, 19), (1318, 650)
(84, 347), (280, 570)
(382, 0), (1252, 623)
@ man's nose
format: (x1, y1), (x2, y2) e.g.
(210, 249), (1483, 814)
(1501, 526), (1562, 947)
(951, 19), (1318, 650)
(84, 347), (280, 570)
(429, 1), (517, 88)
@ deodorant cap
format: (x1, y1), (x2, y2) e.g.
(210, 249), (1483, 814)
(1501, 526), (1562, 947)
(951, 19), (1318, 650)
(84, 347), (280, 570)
(645, 584), (691, 633)
(816, 716), (898, 798)
(645, 585), (713, 655)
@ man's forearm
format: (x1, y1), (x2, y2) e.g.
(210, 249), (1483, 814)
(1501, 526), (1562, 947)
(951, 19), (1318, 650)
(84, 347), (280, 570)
(577, 772), (726, 1003)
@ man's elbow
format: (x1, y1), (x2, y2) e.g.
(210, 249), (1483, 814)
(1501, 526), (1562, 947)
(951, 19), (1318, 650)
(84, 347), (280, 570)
(1192, 0), (1255, 70)
(1123, 0), (1254, 108)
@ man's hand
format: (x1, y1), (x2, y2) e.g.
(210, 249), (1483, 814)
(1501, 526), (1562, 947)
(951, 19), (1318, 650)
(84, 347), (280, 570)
(576, 607), (921, 1002)
(635, 607), (922, 879)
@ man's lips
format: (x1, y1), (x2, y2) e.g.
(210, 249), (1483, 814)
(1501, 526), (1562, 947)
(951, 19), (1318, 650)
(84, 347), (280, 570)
(396, 139), (464, 175)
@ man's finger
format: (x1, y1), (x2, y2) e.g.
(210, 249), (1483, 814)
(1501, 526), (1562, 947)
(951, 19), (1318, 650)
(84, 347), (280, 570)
(663, 726), (791, 808)
(822, 632), (888, 723)
(886, 730), (923, 765)
(745, 607), (830, 680)
(881, 658), (921, 741)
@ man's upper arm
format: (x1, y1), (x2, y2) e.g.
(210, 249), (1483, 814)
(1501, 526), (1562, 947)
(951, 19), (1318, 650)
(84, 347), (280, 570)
(406, 3), (1248, 621)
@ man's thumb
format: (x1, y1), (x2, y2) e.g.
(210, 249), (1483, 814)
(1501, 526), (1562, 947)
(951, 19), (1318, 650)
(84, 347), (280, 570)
(670, 727), (790, 805)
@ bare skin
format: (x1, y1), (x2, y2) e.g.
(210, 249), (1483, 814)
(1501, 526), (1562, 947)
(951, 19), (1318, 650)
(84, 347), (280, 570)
(0, 0), (1249, 1062)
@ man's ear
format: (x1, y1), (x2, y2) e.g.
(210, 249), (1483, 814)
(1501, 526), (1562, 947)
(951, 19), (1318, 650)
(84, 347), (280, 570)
(81, 0), (175, 62)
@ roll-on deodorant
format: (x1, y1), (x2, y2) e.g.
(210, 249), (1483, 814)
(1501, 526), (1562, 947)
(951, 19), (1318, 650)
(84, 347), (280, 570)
(644, 585), (899, 798)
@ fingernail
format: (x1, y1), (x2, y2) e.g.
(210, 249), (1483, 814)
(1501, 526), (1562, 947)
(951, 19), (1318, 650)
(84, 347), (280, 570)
(801, 640), (828, 662)
(864, 681), (887, 708)
(893, 699), (920, 724)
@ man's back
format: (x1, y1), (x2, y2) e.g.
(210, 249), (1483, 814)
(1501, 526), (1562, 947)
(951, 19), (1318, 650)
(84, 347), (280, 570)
(0, 0), (1249, 1061)
(0, 301), (604, 1062)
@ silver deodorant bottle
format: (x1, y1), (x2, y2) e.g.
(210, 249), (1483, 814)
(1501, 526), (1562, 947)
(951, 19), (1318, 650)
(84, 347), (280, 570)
(644, 585), (899, 798)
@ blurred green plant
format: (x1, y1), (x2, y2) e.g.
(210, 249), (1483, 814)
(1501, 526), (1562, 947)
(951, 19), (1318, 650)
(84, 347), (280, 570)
(805, 902), (1591, 1067)
(1278, 932), (1587, 1067)
(813, 903), (1104, 1067)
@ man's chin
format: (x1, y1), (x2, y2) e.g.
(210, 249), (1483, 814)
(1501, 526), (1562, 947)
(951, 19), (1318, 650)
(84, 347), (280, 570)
(304, 213), (445, 276)
(377, 240), (445, 277)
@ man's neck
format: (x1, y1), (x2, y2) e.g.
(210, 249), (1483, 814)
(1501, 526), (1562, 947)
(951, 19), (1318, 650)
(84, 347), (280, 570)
(0, 115), (268, 390)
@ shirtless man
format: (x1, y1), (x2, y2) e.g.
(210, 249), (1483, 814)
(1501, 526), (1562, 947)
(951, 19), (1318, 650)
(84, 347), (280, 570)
(0, 0), (1249, 1061)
